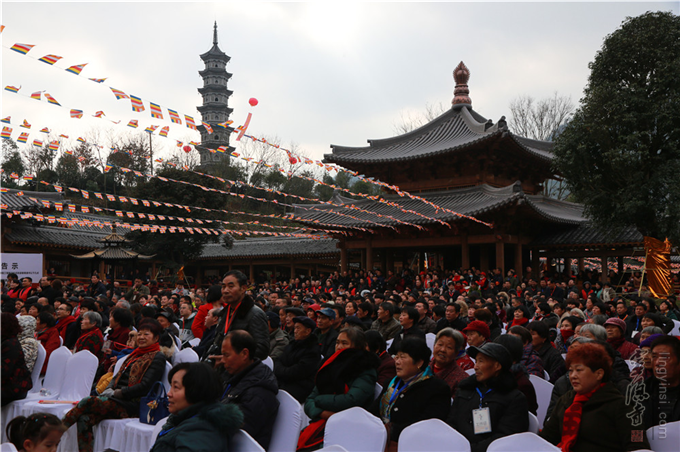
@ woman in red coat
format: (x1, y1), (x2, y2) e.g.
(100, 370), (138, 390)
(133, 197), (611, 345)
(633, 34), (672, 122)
(74, 311), (104, 363)
(35, 311), (61, 375)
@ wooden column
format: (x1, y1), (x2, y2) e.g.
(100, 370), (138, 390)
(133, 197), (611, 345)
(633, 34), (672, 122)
(578, 258), (584, 274)
(249, 263), (254, 283)
(340, 248), (348, 273)
(532, 249), (540, 280)
(514, 243), (523, 279)
(366, 238), (373, 271)
(495, 240), (505, 274)
(600, 256), (607, 283)
(461, 233), (470, 269)
(565, 258), (573, 278)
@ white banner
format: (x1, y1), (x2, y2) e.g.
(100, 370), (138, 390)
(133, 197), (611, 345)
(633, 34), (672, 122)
(1, 253), (44, 281)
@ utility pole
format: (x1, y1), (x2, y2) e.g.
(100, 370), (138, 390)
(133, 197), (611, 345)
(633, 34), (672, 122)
(148, 132), (154, 176)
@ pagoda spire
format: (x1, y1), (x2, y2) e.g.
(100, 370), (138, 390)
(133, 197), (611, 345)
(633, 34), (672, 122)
(213, 21), (218, 46)
(452, 61), (472, 106)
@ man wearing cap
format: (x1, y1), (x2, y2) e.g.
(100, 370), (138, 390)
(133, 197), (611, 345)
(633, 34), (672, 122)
(463, 320), (491, 348)
(273, 316), (321, 403)
(604, 317), (638, 360)
(266, 310), (289, 360)
(284, 307), (306, 340)
(447, 342), (529, 452)
(315, 307), (339, 359)
(370, 302), (401, 341)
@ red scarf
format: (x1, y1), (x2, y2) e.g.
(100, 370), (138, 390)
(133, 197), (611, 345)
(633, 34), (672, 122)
(558, 383), (605, 452)
(509, 317), (529, 328)
(126, 342), (161, 361)
(560, 329), (575, 342)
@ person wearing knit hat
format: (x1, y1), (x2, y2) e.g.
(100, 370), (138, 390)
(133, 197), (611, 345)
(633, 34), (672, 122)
(604, 317), (638, 360)
(462, 320), (490, 347)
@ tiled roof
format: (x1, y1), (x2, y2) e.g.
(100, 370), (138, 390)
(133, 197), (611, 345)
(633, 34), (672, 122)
(1, 189), (63, 210)
(292, 182), (586, 229)
(200, 236), (339, 259)
(71, 247), (155, 260)
(6, 225), (110, 249)
(530, 224), (644, 248)
(325, 107), (553, 165)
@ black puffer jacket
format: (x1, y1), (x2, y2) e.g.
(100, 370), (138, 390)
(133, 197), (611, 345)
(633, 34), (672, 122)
(209, 296), (270, 360)
(274, 334), (321, 403)
(447, 372), (529, 452)
(222, 360), (279, 450)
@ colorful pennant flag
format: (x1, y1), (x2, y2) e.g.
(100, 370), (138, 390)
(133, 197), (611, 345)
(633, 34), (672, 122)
(32, 139), (43, 148)
(31, 91), (42, 101)
(44, 93), (60, 106)
(202, 122), (213, 134)
(88, 78), (107, 83)
(149, 102), (163, 119)
(1, 127), (11, 139)
(217, 120), (233, 128)
(4, 85), (20, 93)
(9, 173), (19, 179)
(23, 175), (34, 181)
(70, 109), (84, 118)
(48, 141), (60, 151)
(168, 109), (182, 124)
(159, 126), (169, 137)
(184, 115), (196, 130)
(130, 95), (145, 112)
(127, 120), (139, 128)
(21, 120), (31, 129)
(17, 132), (29, 143)
(66, 63), (87, 75)
(59, 134), (69, 138)
(93, 111), (105, 118)
(10, 43), (34, 55)
(1, 117), (9, 124)
(64, 150), (74, 155)
(40, 127), (50, 133)
(38, 54), (62, 65)
(77, 137), (86, 143)
(110, 87), (129, 100)
(104, 164), (113, 173)
(144, 125), (158, 134)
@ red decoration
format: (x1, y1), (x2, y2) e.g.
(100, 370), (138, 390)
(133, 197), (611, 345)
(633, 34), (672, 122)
(183, 145), (192, 153)
(289, 157), (297, 165)
(248, 97), (258, 107)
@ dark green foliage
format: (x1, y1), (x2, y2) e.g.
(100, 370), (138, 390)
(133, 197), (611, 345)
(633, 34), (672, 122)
(1, 139), (25, 188)
(553, 11), (680, 244)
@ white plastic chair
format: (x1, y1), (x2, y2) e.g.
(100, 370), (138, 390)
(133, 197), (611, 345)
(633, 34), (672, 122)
(171, 348), (198, 365)
(487, 432), (560, 451)
(625, 360), (641, 372)
(465, 368), (475, 375)
(398, 418), (471, 452)
(92, 354), (133, 452)
(543, 370), (550, 380)
(20, 350), (99, 418)
(230, 429), (265, 452)
(121, 420), (156, 452)
(386, 339), (394, 351)
(29, 344), (47, 394)
(374, 383), (383, 401)
(425, 333), (436, 352)
(59, 336), (64, 346)
(188, 337), (201, 347)
(647, 420), (680, 452)
(263, 356), (274, 370)
(1, 346), (71, 442)
(324, 407), (387, 452)
(1, 442), (18, 452)
(528, 374), (554, 430)
(269, 390), (302, 452)
(528, 412), (539, 434)
(56, 424), (77, 452)
(670, 320), (680, 336)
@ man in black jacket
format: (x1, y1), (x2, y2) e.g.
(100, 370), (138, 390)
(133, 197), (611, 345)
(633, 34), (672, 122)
(207, 270), (269, 361)
(220, 330), (279, 450)
(274, 316), (321, 403)
(528, 321), (566, 383)
(388, 306), (426, 355)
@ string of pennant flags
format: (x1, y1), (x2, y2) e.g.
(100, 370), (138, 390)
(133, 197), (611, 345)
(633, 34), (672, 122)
(2, 27), (492, 230)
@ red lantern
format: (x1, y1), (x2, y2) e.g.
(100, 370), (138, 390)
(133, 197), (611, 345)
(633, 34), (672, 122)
(289, 157), (297, 165)
(248, 97), (258, 107)
(183, 145), (192, 153)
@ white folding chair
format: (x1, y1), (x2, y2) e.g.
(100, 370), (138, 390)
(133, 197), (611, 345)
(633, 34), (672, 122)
(20, 350), (99, 418)
(269, 390), (302, 452)
(29, 344), (47, 394)
(324, 407), (387, 452)
(398, 418), (471, 452)
(425, 333), (436, 352)
(263, 356), (274, 370)
(543, 370), (550, 380)
(151, 417), (169, 445)
(230, 429), (265, 452)
(647, 420), (680, 452)
(465, 368), (475, 375)
(56, 424), (77, 452)
(162, 362), (172, 392)
(374, 383), (383, 401)
(188, 337), (201, 347)
(0, 443), (18, 452)
(121, 416), (168, 452)
(1, 346), (71, 442)
(528, 374), (554, 429)
(487, 432), (560, 451)
(671, 320), (680, 336)
(528, 412), (539, 434)
(386, 339), (394, 351)
(171, 348), (198, 365)
(59, 336), (64, 346)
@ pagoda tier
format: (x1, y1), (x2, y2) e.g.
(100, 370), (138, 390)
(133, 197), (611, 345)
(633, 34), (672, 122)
(199, 67), (233, 78)
(325, 106), (554, 194)
(197, 104), (234, 115)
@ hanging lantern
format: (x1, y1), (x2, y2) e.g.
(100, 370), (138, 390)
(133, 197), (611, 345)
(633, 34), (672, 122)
(248, 97), (258, 107)
(183, 145), (192, 153)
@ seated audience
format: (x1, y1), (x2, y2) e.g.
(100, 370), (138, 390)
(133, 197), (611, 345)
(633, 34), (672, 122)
(35, 311), (61, 374)
(429, 328), (468, 397)
(494, 334), (538, 415)
(604, 317), (638, 360)
(642, 335), (680, 429)
(447, 342), (529, 452)
(528, 321), (566, 383)
(274, 316), (321, 403)
(150, 362), (243, 452)
(541, 342), (650, 451)
(1, 313), (33, 406)
(266, 310), (289, 360)
(508, 325), (545, 378)
(387, 306), (426, 355)
(74, 311), (104, 362)
(366, 330), (397, 387)
(17, 315), (39, 373)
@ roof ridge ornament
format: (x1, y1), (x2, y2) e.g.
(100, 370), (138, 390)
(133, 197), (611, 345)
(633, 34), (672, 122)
(452, 61), (472, 107)
(213, 21), (218, 46)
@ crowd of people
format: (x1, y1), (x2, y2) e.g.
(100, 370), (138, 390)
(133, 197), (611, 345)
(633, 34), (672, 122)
(2, 265), (680, 452)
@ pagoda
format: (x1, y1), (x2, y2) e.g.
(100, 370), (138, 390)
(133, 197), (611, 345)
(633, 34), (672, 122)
(292, 62), (640, 279)
(197, 22), (234, 166)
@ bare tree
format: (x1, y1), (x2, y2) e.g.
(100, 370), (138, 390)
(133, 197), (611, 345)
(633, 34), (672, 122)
(168, 145), (201, 170)
(508, 92), (574, 141)
(392, 101), (447, 134)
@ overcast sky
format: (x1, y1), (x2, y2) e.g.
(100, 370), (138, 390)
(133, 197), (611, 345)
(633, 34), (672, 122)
(2, 1), (677, 165)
